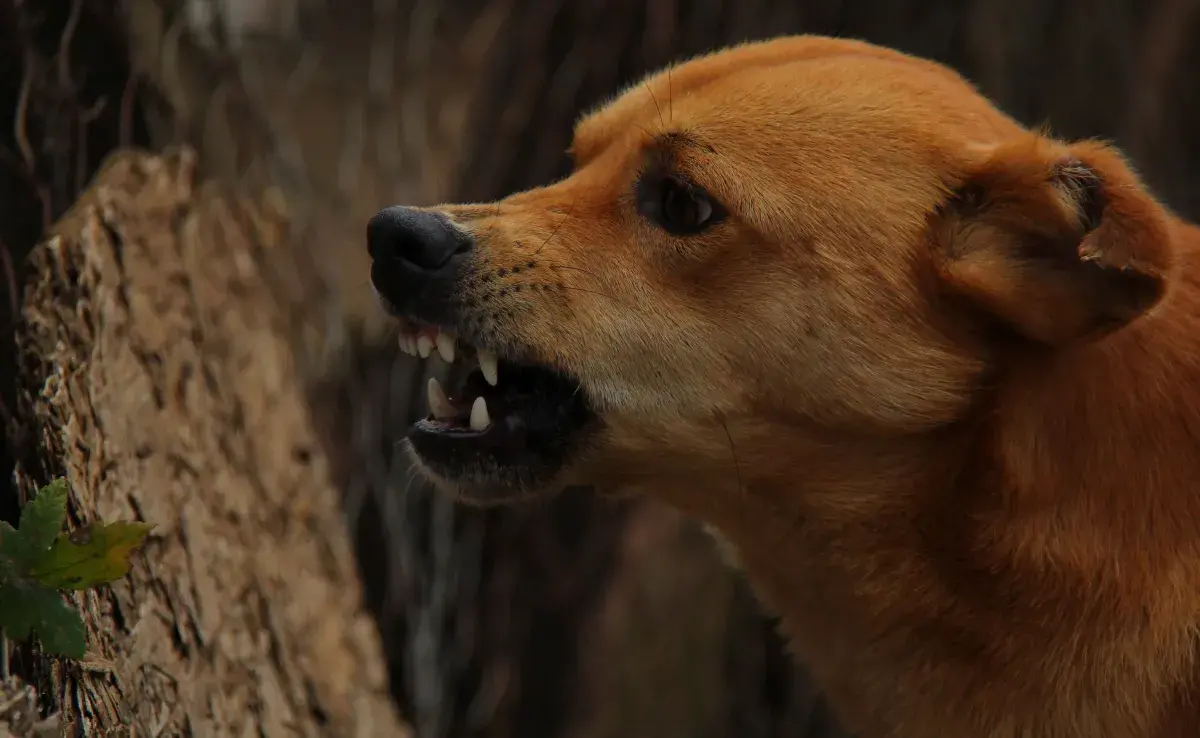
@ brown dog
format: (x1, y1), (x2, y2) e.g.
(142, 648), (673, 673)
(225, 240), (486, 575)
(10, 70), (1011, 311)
(366, 35), (1200, 737)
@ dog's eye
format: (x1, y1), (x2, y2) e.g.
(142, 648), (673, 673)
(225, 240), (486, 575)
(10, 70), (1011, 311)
(638, 176), (724, 236)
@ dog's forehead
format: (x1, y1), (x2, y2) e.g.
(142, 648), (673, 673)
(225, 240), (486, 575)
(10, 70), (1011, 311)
(573, 36), (1019, 165)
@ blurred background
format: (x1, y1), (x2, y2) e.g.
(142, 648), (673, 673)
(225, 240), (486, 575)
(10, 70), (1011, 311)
(1, 1), (1198, 737)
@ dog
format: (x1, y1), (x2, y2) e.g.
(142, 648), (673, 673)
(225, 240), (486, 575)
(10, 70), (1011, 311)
(366, 35), (1200, 738)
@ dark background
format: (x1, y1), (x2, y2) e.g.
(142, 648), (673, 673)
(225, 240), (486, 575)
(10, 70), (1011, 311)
(3, 1), (1198, 737)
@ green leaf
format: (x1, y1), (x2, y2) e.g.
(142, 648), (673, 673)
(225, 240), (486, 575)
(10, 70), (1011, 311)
(0, 479), (69, 572)
(28, 521), (154, 591)
(19, 479), (69, 559)
(0, 578), (87, 659)
(0, 580), (34, 639)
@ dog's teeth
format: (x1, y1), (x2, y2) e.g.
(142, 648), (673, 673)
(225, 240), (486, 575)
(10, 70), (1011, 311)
(436, 330), (456, 363)
(469, 396), (490, 431)
(398, 333), (415, 356)
(416, 334), (434, 359)
(478, 348), (499, 386)
(427, 377), (456, 418)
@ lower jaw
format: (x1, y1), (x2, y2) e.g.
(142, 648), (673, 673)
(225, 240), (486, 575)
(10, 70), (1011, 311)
(405, 414), (595, 502)
(404, 443), (561, 505)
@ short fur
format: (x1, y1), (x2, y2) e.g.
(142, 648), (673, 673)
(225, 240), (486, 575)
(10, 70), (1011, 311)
(408, 37), (1200, 737)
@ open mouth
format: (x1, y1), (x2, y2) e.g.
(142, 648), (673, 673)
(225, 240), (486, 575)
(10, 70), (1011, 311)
(395, 318), (596, 495)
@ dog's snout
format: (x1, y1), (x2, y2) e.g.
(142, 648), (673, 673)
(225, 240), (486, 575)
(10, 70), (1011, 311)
(367, 206), (472, 271)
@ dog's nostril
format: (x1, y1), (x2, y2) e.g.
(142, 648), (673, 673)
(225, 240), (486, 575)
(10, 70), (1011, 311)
(366, 205), (472, 271)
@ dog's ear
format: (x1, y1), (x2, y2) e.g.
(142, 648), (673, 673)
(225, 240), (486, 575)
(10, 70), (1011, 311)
(931, 137), (1173, 345)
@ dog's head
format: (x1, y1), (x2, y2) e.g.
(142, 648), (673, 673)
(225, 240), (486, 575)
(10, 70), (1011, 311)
(367, 36), (1173, 507)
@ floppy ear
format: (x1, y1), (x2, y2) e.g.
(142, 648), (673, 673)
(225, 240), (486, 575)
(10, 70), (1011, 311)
(931, 137), (1173, 345)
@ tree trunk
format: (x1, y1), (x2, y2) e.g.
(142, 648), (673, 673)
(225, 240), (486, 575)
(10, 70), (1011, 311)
(10, 149), (407, 737)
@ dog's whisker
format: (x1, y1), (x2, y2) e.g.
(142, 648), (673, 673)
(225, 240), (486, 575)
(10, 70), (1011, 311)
(533, 199), (577, 256)
(667, 60), (675, 125)
(633, 124), (662, 145)
(645, 79), (667, 133)
(715, 412), (744, 500)
(532, 283), (632, 309)
(546, 263), (608, 282)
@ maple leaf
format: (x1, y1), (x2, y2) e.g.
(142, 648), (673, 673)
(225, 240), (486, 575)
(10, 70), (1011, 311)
(0, 478), (152, 660)
(28, 521), (154, 590)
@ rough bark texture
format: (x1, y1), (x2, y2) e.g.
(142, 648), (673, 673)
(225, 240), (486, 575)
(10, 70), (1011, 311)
(11, 149), (405, 737)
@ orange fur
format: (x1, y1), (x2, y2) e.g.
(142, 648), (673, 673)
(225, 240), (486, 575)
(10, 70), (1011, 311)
(416, 36), (1200, 736)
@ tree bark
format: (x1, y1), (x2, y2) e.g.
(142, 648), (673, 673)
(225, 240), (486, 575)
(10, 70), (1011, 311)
(11, 148), (406, 737)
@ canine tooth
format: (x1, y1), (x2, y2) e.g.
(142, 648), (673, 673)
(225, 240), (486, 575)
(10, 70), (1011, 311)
(416, 334), (434, 359)
(427, 377), (456, 418)
(478, 348), (499, 386)
(469, 396), (490, 431)
(436, 331), (457, 363)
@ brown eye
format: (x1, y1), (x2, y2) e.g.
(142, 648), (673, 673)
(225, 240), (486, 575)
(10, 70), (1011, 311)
(637, 175), (725, 236)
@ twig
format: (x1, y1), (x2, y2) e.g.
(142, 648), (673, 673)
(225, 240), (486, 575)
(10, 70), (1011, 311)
(9, 32), (50, 228)
(0, 236), (18, 319)
(13, 46), (37, 176)
(56, 0), (84, 93)
(1, 627), (9, 682)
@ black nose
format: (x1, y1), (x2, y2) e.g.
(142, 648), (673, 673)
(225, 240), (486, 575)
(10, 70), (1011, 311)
(367, 206), (472, 271)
